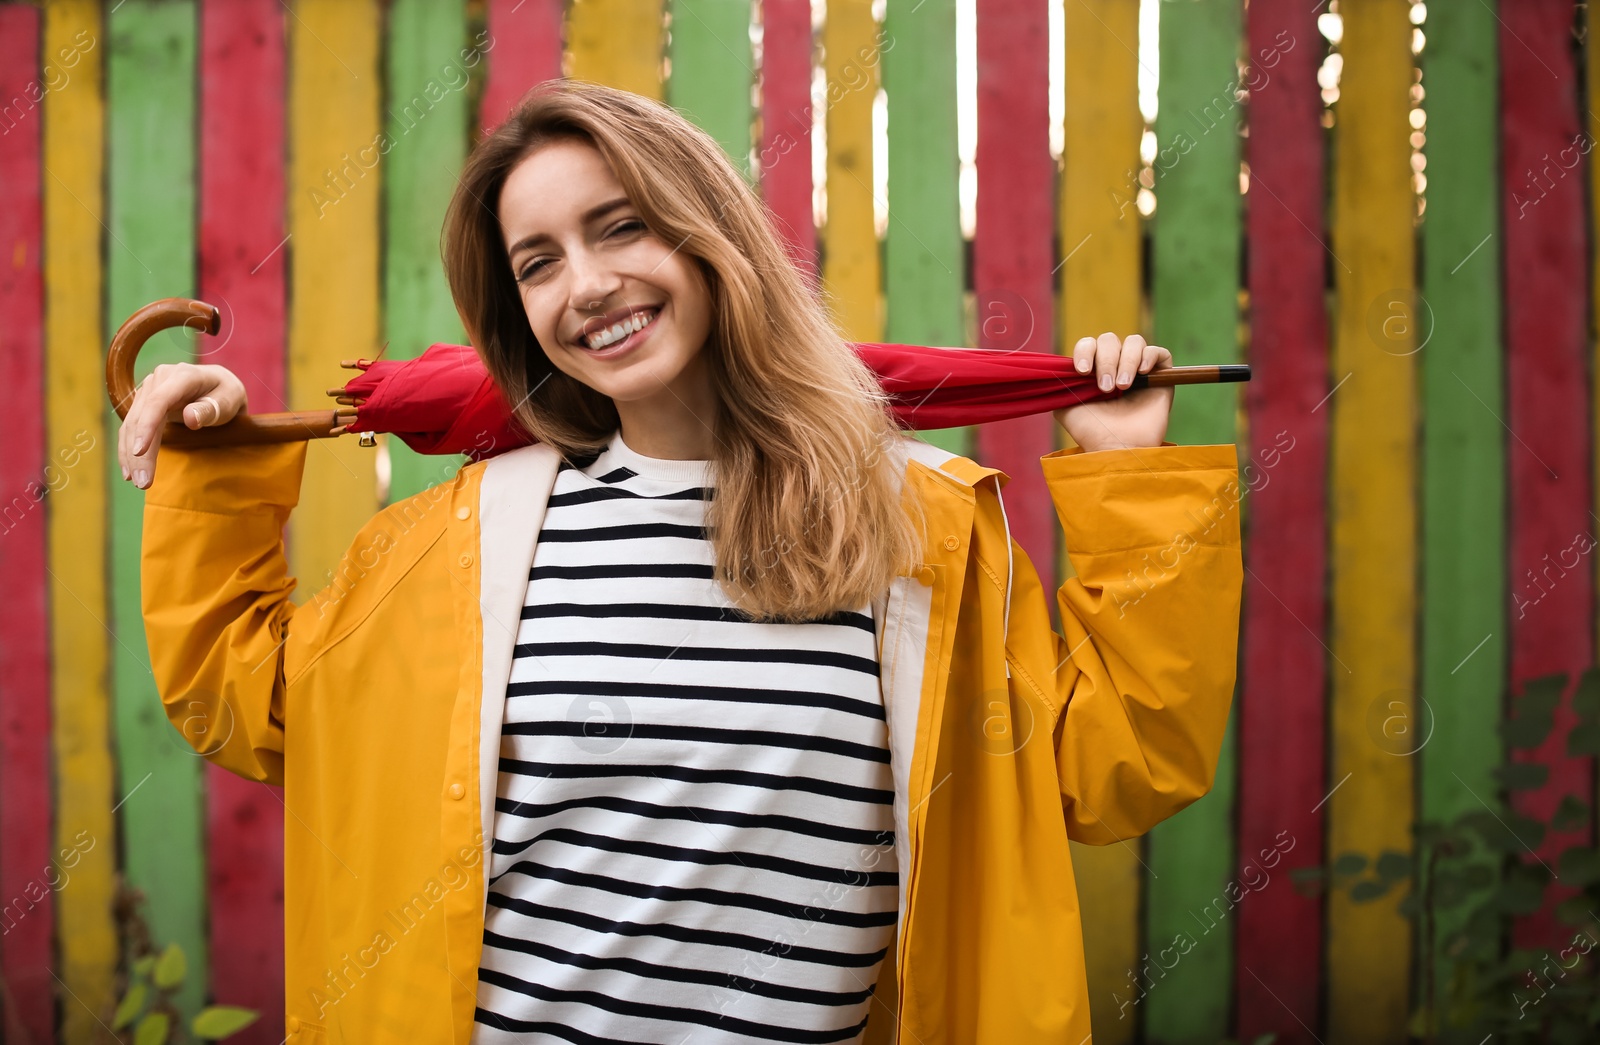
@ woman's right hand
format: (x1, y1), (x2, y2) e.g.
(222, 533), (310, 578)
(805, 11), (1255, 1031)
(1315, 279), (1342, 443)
(118, 363), (248, 489)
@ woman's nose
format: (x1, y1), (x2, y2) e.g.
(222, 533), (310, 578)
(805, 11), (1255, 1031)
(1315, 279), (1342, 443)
(565, 249), (621, 312)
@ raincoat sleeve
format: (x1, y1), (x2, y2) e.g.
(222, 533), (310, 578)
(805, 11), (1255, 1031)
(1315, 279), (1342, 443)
(139, 441), (310, 786)
(1041, 441), (1243, 844)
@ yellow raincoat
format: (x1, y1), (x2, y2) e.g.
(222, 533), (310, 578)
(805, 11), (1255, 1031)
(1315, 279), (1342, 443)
(140, 433), (1243, 1043)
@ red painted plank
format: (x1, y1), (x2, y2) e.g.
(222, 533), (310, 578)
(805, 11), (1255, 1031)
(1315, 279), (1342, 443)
(479, 0), (562, 135)
(1500, 0), (1593, 948)
(759, 0), (817, 283)
(973, 0), (1055, 598)
(0, 6), (55, 1042)
(1235, 2), (1326, 1039)
(198, 0), (287, 1034)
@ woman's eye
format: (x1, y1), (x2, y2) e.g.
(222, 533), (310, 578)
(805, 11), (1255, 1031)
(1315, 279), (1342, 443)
(516, 259), (550, 282)
(611, 219), (645, 236)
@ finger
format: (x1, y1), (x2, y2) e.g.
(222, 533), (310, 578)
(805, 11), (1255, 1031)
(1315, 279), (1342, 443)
(1073, 337), (1095, 374)
(1139, 343), (1173, 373)
(1095, 332), (1121, 392)
(183, 394), (221, 430)
(1115, 334), (1146, 389)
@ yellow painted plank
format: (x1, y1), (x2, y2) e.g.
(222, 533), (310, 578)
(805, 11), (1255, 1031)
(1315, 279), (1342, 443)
(1327, 1), (1416, 1039)
(1061, 2), (1143, 1040)
(286, 0), (381, 596)
(43, 1), (120, 1036)
(568, 0), (664, 99)
(822, 0), (881, 342)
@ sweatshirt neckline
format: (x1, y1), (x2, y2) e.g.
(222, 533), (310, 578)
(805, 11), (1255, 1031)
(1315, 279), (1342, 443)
(599, 428), (712, 485)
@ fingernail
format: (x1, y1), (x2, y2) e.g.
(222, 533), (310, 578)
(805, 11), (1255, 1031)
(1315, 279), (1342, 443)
(1076, 357), (1090, 372)
(1118, 370), (1131, 386)
(133, 436), (146, 455)
(135, 469), (149, 489)
(122, 466), (130, 481)
(1099, 374), (1113, 391)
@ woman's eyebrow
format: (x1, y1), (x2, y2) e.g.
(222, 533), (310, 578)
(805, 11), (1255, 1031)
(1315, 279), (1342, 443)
(506, 197), (632, 256)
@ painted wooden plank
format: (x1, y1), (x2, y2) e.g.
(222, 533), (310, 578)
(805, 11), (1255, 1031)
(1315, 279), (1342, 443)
(106, 0), (209, 1021)
(286, 0), (381, 604)
(1417, 0), (1505, 1023)
(1500, 0), (1593, 950)
(1059, 2), (1143, 1039)
(1144, 2), (1242, 1039)
(1235, 2), (1327, 1040)
(42, 3), (121, 1039)
(1326, 2), (1416, 1038)
(384, 0), (470, 503)
(568, 0), (664, 99)
(821, 0), (881, 343)
(883, 0), (966, 458)
(197, 0), (287, 1036)
(757, 0), (817, 282)
(480, 0), (562, 134)
(667, 0), (753, 178)
(973, 0), (1052, 583)
(0, 6), (55, 1041)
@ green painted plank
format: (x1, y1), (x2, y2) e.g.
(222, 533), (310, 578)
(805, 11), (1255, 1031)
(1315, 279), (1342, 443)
(106, 0), (207, 1019)
(883, 0), (967, 457)
(667, 0), (753, 179)
(384, 0), (471, 501)
(1419, 0), (1504, 1024)
(1145, 0), (1241, 1039)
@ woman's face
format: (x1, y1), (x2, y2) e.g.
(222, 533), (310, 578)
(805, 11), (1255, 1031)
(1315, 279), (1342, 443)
(498, 138), (715, 414)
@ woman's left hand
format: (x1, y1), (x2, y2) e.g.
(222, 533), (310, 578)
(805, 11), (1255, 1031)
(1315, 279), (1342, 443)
(1053, 332), (1175, 452)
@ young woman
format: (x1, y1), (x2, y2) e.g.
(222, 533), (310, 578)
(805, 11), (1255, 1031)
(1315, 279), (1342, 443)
(119, 81), (1242, 1044)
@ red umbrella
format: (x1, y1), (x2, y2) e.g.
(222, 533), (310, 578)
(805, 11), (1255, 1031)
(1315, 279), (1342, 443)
(105, 299), (1249, 454)
(330, 341), (1250, 460)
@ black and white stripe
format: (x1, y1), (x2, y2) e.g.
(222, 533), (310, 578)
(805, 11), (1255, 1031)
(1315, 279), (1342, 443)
(472, 430), (896, 1045)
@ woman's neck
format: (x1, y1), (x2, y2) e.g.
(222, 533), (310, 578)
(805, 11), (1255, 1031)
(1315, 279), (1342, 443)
(613, 385), (719, 461)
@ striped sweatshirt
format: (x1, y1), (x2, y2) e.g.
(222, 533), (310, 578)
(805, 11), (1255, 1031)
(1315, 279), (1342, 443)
(471, 428), (898, 1045)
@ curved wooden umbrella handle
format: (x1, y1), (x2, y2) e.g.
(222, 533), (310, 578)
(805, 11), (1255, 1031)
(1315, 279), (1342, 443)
(107, 297), (357, 447)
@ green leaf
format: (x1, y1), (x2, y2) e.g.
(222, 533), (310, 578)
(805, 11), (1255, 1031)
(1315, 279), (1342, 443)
(192, 1006), (259, 1039)
(1249, 1036), (1278, 1045)
(1376, 850), (1412, 882)
(1571, 666), (1600, 721)
(1350, 879), (1391, 902)
(1332, 852), (1368, 876)
(1505, 674), (1565, 749)
(1558, 846), (1600, 887)
(1567, 722), (1600, 756)
(152, 943), (186, 991)
(131, 955), (156, 978)
(1495, 761), (1550, 791)
(1462, 863), (1496, 890)
(1288, 866), (1326, 883)
(134, 1011), (170, 1045)
(1397, 891), (1421, 918)
(1552, 795), (1591, 832)
(1556, 895), (1598, 926)
(1496, 872), (1547, 915)
(111, 983), (147, 1030)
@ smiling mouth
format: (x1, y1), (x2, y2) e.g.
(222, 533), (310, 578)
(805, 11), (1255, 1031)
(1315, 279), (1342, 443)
(580, 307), (661, 350)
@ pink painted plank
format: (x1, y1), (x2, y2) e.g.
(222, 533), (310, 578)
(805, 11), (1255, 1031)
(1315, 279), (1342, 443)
(1499, 0), (1594, 948)
(1235, 1), (1327, 1039)
(759, 0), (818, 283)
(0, 5), (56, 1041)
(479, 0), (562, 135)
(198, 0), (287, 1034)
(973, 0), (1056, 597)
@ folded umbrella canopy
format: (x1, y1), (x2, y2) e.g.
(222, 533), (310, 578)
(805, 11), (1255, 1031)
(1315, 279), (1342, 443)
(105, 299), (1249, 455)
(330, 341), (1251, 460)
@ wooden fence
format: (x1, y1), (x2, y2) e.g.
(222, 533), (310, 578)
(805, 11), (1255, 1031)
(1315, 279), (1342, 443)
(0, 0), (1583, 1042)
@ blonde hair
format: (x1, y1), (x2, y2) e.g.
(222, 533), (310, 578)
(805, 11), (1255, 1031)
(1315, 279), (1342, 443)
(441, 80), (925, 622)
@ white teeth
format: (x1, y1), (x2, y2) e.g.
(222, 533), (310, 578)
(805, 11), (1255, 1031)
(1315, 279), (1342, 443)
(585, 309), (657, 350)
